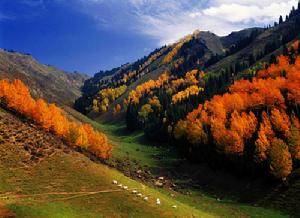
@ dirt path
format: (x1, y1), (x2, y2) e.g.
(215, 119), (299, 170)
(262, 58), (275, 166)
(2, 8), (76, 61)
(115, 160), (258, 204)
(0, 187), (145, 201)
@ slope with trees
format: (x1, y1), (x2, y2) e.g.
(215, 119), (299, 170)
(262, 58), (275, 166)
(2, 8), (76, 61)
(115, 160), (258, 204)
(0, 79), (111, 159)
(174, 50), (300, 180)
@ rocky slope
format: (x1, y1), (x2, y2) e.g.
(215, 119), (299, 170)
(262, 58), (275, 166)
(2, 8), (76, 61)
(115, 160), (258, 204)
(0, 49), (88, 105)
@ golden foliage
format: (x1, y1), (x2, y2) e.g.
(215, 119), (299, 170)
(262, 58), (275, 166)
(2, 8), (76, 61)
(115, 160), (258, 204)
(172, 85), (203, 104)
(93, 85), (127, 113)
(269, 138), (292, 180)
(126, 72), (169, 105)
(162, 35), (193, 64)
(0, 79), (112, 159)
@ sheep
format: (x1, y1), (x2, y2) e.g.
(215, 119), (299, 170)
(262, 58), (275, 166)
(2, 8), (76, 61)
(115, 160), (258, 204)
(137, 193), (142, 197)
(132, 190), (137, 194)
(112, 180), (118, 184)
(143, 196), (148, 201)
(172, 205), (177, 209)
(117, 184), (123, 188)
(156, 198), (161, 205)
(123, 186), (128, 190)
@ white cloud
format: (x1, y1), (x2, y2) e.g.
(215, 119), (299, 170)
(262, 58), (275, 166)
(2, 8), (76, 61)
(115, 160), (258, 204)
(203, 1), (298, 24)
(76, 0), (299, 45)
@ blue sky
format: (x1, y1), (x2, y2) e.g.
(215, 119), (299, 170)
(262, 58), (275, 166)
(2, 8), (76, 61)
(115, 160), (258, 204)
(0, 0), (298, 75)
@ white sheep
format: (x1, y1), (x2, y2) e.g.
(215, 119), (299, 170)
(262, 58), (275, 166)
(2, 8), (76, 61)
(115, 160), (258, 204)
(132, 190), (137, 194)
(137, 193), (142, 197)
(156, 198), (161, 205)
(143, 196), (148, 201)
(117, 184), (123, 188)
(123, 186), (128, 190)
(172, 205), (177, 209)
(112, 180), (118, 184)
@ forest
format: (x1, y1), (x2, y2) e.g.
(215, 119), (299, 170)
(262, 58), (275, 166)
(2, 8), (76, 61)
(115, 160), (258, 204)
(174, 52), (300, 180)
(71, 9), (300, 181)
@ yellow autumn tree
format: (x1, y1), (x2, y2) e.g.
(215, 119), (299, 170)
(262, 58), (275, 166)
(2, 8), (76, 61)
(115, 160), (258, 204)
(269, 138), (292, 180)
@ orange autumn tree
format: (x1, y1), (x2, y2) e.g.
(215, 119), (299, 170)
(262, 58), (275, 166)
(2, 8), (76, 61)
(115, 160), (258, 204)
(174, 53), (300, 179)
(269, 138), (292, 180)
(113, 104), (122, 115)
(254, 112), (275, 162)
(0, 79), (112, 159)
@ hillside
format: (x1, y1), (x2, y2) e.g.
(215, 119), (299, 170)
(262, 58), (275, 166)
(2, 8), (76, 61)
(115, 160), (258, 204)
(2, 105), (298, 217)
(0, 49), (88, 105)
(0, 108), (211, 217)
(76, 12), (297, 120)
(75, 30), (226, 116)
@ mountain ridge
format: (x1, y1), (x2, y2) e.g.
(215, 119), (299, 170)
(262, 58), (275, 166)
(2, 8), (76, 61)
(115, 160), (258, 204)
(0, 48), (88, 105)
(76, 6), (300, 122)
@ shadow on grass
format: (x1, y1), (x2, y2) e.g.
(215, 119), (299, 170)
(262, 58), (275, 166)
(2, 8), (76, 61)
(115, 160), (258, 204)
(69, 110), (299, 218)
(109, 126), (300, 217)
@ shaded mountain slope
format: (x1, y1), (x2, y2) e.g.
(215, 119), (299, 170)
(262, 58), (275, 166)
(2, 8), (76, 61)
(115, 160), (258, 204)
(220, 27), (264, 48)
(0, 49), (88, 105)
(206, 16), (300, 73)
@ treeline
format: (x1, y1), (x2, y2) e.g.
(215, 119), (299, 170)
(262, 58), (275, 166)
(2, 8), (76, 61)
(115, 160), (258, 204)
(173, 53), (300, 180)
(0, 79), (112, 159)
(125, 69), (206, 138)
(92, 85), (127, 113)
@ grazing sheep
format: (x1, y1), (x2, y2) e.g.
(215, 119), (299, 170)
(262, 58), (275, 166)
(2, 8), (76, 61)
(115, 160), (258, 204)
(112, 180), (118, 184)
(172, 205), (177, 209)
(123, 186), (128, 190)
(117, 184), (123, 188)
(137, 193), (142, 197)
(132, 190), (137, 194)
(143, 196), (148, 201)
(156, 198), (161, 205)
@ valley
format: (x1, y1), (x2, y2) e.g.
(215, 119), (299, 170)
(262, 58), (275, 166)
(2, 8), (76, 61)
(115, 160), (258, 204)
(1, 1), (300, 217)
(0, 106), (295, 218)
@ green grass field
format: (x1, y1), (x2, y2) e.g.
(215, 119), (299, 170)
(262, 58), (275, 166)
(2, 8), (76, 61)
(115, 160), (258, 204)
(64, 107), (297, 218)
(0, 106), (295, 218)
(1, 109), (219, 217)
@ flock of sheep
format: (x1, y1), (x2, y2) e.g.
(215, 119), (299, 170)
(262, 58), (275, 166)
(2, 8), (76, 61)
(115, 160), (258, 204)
(112, 180), (177, 208)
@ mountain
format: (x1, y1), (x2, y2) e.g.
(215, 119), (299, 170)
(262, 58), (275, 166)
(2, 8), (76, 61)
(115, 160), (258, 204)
(0, 49), (88, 105)
(75, 30), (228, 117)
(73, 4), (300, 179)
(220, 27), (263, 48)
(75, 7), (299, 120)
